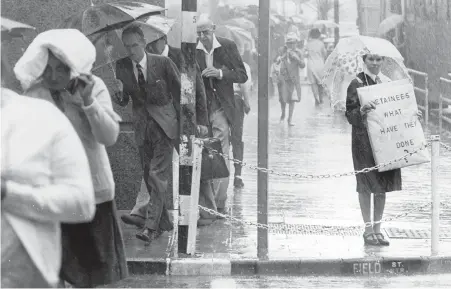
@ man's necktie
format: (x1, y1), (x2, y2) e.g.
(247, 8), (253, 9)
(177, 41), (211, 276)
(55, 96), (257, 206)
(136, 63), (146, 91)
(375, 76), (382, 84)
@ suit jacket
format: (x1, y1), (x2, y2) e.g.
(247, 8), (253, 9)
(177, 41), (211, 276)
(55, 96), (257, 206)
(196, 36), (248, 123)
(167, 46), (209, 127)
(115, 53), (181, 144)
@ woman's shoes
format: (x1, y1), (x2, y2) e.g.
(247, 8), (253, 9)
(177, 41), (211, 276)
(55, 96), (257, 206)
(363, 232), (380, 246)
(374, 233), (390, 246)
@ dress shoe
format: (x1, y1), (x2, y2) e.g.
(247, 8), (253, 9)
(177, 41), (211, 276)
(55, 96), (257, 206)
(197, 218), (215, 227)
(234, 176), (244, 188)
(375, 233), (390, 246)
(363, 232), (380, 246)
(121, 214), (145, 228)
(136, 228), (163, 243)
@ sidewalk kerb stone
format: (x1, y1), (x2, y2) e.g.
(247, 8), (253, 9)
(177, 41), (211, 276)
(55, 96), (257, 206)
(126, 256), (451, 276)
(169, 258), (232, 276)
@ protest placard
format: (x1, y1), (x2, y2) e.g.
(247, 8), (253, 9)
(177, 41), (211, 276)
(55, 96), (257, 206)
(357, 78), (430, 172)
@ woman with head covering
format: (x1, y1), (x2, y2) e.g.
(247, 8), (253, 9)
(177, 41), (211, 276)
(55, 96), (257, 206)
(1, 25), (96, 288)
(14, 29), (127, 287)
(345, 54), (422, 247)
(279, 32), (305, 126)
(306, 28), (327, 105)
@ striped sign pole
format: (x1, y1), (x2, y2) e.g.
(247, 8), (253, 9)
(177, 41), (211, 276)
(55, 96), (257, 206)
(178, 0), (199, 255)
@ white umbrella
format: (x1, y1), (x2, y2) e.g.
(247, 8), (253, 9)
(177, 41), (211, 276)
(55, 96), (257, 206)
(312, 20), (339, 29)
(321, 35), (409, 111)
(378, 14), (404, 36)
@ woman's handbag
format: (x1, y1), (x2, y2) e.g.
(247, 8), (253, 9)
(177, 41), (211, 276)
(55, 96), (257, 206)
(200, 138), (230, 181)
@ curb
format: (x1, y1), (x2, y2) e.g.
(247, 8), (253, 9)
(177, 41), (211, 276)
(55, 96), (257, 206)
(126, 256), (451, 276)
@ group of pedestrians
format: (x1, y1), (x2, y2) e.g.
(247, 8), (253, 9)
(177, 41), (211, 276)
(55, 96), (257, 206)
(1, 12), (250, 287)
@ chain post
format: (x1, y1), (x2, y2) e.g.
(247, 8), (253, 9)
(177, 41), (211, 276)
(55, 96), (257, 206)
(431, 135), (440, 256)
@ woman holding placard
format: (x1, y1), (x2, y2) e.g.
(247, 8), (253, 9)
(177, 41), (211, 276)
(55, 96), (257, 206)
(345, 54), (422, 247)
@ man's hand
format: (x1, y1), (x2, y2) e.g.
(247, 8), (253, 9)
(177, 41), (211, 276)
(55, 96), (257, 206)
(77, 74), (95, 106)
(244, 99), (251, 114)
(417, 110), (423, 121)
(202, 67), (221, 79)
(197, 125), (209, 137)
(112, 79), (126, 104)
(360, 100), (377, 115)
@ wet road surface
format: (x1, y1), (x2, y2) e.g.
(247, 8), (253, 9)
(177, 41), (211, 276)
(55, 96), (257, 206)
(103, 273), (451, 288)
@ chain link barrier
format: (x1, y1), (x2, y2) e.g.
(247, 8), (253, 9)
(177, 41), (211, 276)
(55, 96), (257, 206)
(195, 134), (451, 235)
(202, 141), (431, 179)
(198, 201), (433, 235)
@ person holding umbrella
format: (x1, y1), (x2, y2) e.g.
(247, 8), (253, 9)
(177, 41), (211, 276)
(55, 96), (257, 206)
(1, 20), (96, 288)
(121, 17), (210, 228)
(345, 52), (422, 246)
(13, 28), (127, 287)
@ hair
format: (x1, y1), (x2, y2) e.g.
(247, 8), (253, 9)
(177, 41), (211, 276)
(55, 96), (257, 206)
(309, 28), (321, 39)
(122, 24), (145, 41)
(362, 54), (385, 62)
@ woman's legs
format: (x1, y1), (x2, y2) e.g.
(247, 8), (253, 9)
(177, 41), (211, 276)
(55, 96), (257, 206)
(373, 193), (386, 234)
(288, 102), (295, 126)
(311, 83), (320, 105)
(280, 102), (286, 121)
(358, 192), (373, 234)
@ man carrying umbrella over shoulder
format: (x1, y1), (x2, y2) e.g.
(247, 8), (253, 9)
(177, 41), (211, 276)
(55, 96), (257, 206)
(113, 24), (182, 243)
(123, 20), (210, 232)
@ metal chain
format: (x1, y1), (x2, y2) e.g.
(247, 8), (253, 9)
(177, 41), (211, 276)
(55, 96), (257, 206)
(441, 201), (451, 210)
(198, 202), (432, 234)
(202, 142), (431, 179)
(440, 142), (451, 152)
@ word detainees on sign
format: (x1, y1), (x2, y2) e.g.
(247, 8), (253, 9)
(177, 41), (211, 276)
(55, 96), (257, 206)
(357, 78), (430, 172)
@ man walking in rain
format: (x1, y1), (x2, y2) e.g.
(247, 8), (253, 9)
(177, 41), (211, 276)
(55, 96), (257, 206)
(114, 24), (180, 243)
(126, 28), (210, 229)
(196, 15), (248, 219)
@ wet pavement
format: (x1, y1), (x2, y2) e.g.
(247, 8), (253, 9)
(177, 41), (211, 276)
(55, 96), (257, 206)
(120, 85), (451, 260)
(102, 273), (451, 288)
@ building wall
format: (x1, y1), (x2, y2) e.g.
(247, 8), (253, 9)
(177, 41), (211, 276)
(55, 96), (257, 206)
(403, 0), (451, 104)
(1, 0), (167, 210)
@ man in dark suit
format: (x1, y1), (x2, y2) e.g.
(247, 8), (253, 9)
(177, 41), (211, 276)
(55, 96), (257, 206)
(124, 33), (211, 228)
(196, 16), (248, 217)
(113, 24), (185, 243)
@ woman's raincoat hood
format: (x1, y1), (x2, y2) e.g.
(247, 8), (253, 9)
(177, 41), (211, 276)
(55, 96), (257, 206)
(14, 29), (96, 91)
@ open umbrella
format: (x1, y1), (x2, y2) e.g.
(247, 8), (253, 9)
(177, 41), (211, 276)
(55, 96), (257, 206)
(215, 24), (256, 55)
(311, 20), (339, 29)
(1, 17), (36, 40)
(59, 1), (165, 36)
(321, 35), (410, 111)
(122, 15), (176, 43)
(378, 14), (404, 35)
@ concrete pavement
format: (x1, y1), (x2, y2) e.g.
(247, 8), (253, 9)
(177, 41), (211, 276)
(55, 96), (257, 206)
(118, 87), (451, 276)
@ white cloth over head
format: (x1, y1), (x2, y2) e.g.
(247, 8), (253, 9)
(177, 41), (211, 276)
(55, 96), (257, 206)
(14, 29), (96, 91)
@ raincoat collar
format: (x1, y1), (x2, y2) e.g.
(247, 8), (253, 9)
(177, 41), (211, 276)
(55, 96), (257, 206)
(196, 34), (221, 54)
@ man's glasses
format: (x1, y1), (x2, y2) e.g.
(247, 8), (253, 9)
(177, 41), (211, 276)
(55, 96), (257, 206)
(197, 30), (212, 37)
(367, 56), (383, 62)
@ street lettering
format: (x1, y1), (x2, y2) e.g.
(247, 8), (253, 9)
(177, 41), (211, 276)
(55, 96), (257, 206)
(352, 262), (382, 275)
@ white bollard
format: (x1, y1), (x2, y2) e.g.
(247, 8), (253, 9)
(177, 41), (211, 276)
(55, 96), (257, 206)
(430, 135), (440, 256)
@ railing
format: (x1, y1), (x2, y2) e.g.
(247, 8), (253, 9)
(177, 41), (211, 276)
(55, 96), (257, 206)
(408, 69), (429, 125)
(439, 77), (451, 137)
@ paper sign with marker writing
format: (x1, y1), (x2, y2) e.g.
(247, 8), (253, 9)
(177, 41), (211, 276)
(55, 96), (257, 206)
(357, 79), (430, 172)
